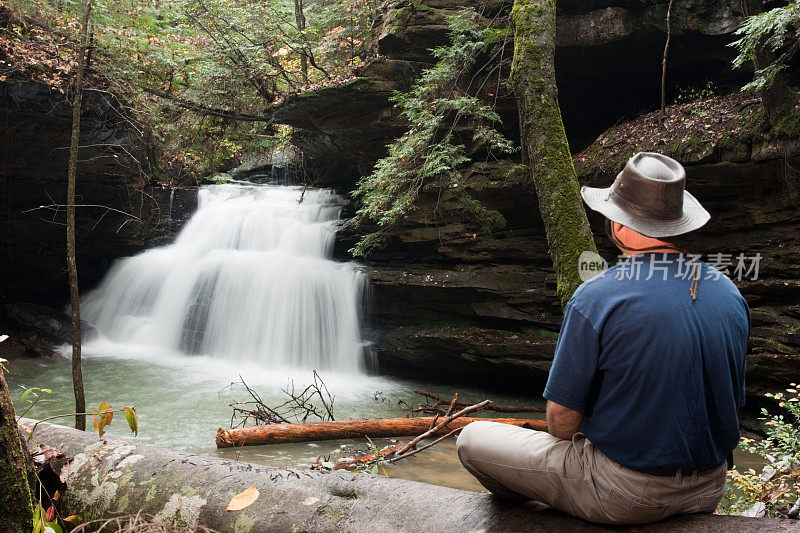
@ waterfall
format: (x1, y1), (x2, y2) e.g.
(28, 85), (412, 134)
(81, 182), (366, 372)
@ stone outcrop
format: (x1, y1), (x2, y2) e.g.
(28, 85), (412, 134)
(24, 418), (798, 532)
(358, 93), (800, 395)
(274, 0), (749, 185)
(0, 80), (196, 307)
(274, 0), (800, 396)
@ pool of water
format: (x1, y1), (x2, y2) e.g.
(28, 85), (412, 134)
(5, 347), (544, 492)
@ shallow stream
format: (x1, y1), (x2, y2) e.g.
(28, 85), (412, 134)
(6, 353), (542, 492)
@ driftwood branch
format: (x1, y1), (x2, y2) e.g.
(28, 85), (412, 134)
(412, 390), (545, 414)
(392, 400), (491, 456)
(228, 373), (335, 428)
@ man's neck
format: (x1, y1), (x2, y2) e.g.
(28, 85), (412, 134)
(620, 248), (681, 258)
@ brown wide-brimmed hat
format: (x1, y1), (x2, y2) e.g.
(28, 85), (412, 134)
(580, 152), (710, 238)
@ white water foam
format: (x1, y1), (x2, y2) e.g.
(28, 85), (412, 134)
(81, 183), (366, 373)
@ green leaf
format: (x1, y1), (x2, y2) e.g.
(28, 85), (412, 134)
(369, 464), (379, 475)
(44, 521), (63, 533)
(124, 407), (138, 436)
(33, 504), (44, 533)
(21, 388), (37, 402)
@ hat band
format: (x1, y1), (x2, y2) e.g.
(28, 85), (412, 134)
(608, 190), (683, 221)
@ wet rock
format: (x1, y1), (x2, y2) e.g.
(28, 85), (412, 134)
(1, 302), (102, 358)
(229, 145), (304, 184)
(4, 303), (97, 344)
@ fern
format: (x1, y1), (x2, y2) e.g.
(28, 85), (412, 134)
(730, 2), (800, 92)
(349, 8), (515, 257)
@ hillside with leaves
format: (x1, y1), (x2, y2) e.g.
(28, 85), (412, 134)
(1, 0), (377, 181)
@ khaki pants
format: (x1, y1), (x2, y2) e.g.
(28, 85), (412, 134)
(456, 421), (727, 525)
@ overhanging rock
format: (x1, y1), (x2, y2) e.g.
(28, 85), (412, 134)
(21, 419), (799, 532)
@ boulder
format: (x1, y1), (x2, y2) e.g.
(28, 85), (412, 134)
(4, 303), (97, 344)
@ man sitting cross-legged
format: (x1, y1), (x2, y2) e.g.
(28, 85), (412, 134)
(457, 152), (748, 525)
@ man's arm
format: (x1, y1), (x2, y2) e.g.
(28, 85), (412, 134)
(546, 400), (583, 440)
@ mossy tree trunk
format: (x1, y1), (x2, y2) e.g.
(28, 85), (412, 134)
(510, 0), (597, 306)
(0, 371), (33, 532)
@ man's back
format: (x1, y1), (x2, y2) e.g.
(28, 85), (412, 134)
(458, 153), (746, 524)
(544, 253), (749, 470)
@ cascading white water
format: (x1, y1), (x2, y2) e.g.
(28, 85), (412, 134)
(81, 182), (366, 372)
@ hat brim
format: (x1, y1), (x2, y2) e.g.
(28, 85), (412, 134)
(581, 186), (710, 238)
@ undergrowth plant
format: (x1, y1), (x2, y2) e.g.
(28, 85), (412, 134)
(730, 2), (800, 92)
(350, 8), (515, 256)
(721, 385), (800, 518)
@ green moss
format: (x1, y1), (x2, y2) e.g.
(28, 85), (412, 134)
(234, 513), (256, 533)
(1, 375), (34, 532)
(533, 328), (558, 339)
(772, 106), (800, 137)
(490, 162), (528, 182)
(385, 1), (434, 29)
(510, 0), (598, 306)
(329, 487), (358, 499)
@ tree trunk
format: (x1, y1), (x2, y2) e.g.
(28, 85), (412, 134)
(661, 0), (675, 116)
(216, 417), (546, 447)
(510, 0), (598, 306)
(22, 417), (797, 533)
(0, 371), (34, 531)
(739, 0), (791, 128)
(67, 0), (92, 431)
(294, 0), (309, 86)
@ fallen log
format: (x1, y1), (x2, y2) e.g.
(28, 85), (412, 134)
(216, 416), (547, 448)
(21, 418), (797, 532)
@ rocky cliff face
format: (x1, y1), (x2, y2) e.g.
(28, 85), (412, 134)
(0, 80), (196, 307)
(276, 0), (749, 186)
(277, 0), (800, 395)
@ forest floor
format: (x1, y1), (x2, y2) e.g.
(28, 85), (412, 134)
(574, 89), (800, 180)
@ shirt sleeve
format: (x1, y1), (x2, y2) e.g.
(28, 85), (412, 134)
(543, 301), (601, 412)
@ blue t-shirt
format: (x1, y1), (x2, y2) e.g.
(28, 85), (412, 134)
(544, 253), (748, 470)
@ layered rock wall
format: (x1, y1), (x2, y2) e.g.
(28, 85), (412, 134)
(0, 81), (195, 307)
(275, 0), (800, 395)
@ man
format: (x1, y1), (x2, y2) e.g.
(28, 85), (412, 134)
(457, 152), (748, 525)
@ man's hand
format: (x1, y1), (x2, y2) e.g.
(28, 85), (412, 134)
(546, 400), (583, 440)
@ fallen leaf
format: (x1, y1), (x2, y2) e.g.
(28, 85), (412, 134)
(226, 486), (259, 511)
(302, 497), (320, 506)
